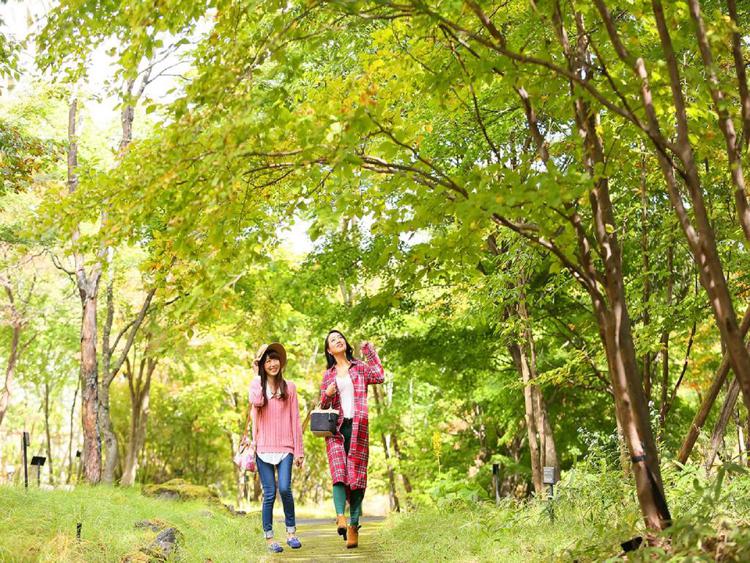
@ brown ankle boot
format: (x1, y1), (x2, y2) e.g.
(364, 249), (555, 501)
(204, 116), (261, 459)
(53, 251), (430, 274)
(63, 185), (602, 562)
(346, 525), (360, 549)
(336, 515), (347, 540)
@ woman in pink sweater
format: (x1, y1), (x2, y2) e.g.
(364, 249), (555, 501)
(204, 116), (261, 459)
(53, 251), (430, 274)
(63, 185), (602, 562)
(248, 342), (304, 553)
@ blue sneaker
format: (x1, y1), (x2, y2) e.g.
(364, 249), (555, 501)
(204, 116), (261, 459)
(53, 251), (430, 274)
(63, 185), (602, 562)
(286, 536), (302, 549)
(267, 542), (283, 553)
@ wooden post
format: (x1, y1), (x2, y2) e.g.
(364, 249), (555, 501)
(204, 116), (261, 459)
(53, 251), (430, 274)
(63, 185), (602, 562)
(492, 463), (500, 505)
(543, 466), (557, 522)
(22, 432), (29, 489)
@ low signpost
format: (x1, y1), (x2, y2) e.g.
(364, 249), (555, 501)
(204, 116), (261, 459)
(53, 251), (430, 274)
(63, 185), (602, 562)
(30, 456), (46, 487)
(492, 463), (501, 505)
(543, 466), (558, 522)
(543, 466), (557, 496)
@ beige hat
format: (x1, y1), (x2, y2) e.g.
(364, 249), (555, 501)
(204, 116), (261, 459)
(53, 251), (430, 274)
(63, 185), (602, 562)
(255, 342), (287, 368)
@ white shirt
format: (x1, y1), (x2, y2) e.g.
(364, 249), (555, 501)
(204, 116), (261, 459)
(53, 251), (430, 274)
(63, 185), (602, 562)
(336, 372), (355, 419)
(257, 386), (290, 466)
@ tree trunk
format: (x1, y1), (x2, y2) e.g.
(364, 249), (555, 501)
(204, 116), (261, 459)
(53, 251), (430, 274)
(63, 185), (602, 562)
(587, 0), (750, 461)
(562, 7), (670, 530)
(373, 385), (401, 511)
(391, 433), (413, 494)
(704, 378), (741, 473)
(67, 382), (79, 484)
(79, 290), (101, 483)
(98, 75), (154, 483)
(615, 416), (631, 477)
(0, 315), (20, 428)
(44, 382), (54, 485)
(121, 356), (155, 486)
(520, 292), (559, 479)
(644, 0), (750, 421)
(678, 304), (750, 464)
(640, 155), (652, 402)
(490, 262), (557, 494)
(509, 338), (543, 494)
(658, 246), (674, 433)
(99, 383), (118, 484)
(68, 98), (103, 484)
(100, 281), (118, 484)
(736, 410), (745, 466)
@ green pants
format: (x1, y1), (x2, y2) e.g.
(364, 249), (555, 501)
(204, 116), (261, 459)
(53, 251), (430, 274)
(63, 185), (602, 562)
(333, 419), (365, 526)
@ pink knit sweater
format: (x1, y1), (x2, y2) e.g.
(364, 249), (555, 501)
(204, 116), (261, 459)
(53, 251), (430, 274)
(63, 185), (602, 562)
(249, 377), (304, 458)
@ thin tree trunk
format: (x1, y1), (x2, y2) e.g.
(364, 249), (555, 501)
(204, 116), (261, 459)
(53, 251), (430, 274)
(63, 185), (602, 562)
(563, 7), (670, 529)
(79, 290), (101, 483)
(704, 378), (741, 473)
(615, 416), (631, 477)
(67, 382), (79, 484)
(678, 304), (750, 464)
(640, 154), (652, 401)
(658, 246), (674, 432)
(589, 0), (750, 442)
(373, 385), (400, 511)
(736, 410), (745, 466)
(68, 98), (103, 484)
(521, 293), (559, 479)
(509, 338), (542, 494)
(0, 316), (20, 428)
(647, 0), (750, 420)
(98, 73), (154, 483)
(44, 382), (54, 485)
(99, 385), (118, 484)
(502, 3), (669, 524)
(487, 251), (552, 494)
(100, 281), (118, 484)
(121, 356), (155, 486)
(391, 434), (413, 494)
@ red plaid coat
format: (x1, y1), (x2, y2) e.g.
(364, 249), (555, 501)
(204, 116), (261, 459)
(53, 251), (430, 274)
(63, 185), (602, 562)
(319, 343), (384, 490)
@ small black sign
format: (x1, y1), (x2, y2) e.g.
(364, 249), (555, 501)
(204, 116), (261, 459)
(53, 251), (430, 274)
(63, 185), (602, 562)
(30, 456), (46, 467)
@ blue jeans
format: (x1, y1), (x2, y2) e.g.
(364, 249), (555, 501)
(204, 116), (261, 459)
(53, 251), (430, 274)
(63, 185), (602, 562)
(256, 454), (296, 538)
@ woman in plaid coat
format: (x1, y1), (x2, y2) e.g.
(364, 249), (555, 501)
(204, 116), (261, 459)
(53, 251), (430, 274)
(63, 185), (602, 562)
(319, 330), (384, 549)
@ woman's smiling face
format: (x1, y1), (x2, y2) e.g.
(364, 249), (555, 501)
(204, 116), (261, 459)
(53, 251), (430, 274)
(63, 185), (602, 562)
(327, 332), (347, 354)
(264, 355), (281, 376)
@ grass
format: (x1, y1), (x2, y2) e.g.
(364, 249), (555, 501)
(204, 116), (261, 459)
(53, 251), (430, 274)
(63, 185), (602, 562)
(5, 463), (750, 562)
(377, 501), (585, 562)
(375, 463), (750, 562)
(0, 485), (265, 562)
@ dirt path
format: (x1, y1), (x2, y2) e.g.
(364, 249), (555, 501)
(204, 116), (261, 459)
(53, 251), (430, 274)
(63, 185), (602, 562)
(259, 516), (387, 562)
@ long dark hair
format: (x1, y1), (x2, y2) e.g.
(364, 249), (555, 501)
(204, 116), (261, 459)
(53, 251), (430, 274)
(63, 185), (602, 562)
(324, 329), (355, 369)
(258, 350), (287, 407)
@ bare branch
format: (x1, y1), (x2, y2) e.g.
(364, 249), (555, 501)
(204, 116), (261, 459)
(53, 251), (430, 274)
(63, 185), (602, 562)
(107, 287), (157, 386)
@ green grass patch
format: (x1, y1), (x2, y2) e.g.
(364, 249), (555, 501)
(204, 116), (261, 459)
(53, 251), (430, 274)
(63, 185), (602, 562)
(0, 485), (264, 562)
(376, 464), (750, 562)
(376, 501), (587, 562)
